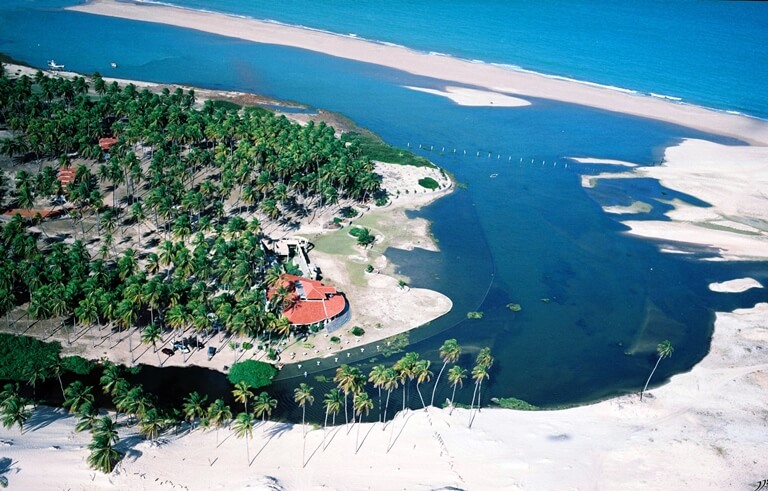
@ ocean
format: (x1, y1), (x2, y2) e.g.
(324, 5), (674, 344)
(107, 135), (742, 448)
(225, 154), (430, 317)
(1, 0), (767, 416)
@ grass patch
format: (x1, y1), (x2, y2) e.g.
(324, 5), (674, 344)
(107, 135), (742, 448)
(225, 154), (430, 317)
(208, 99), (242, 111)
(506, 303), (522, 312)
(340, 131), (434, 167)
(418, 177), (439, 190)
(491, 397), (539, 410)
(381, 332), (409, 357)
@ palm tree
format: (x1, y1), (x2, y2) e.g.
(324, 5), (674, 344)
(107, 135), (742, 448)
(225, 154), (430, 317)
(63, 381), (95, 414)
(74, 399), (100, 433)
(381, 367), (399, 425)
(88, 416), (119, 473)
(447, 365), (467, 415)
(353, 392), (374, 453)
(138, 408), (167, 442)
(0, 396), (31, 433)
(141, 323), (163, 364)
(99, 362), (123, 397)
(232, 381), (253, 413)
(293, 383), (314, 435)
(468, 364), (488, 428)
(413, 359), (433, 409)
(293, 383), (314, 467)
(207, 399), (232, 446)
(231, 412), (255, 465)
(322, 388), (343, 450)
(368, 364), (387, 422)
(253, 391), (277, 430)
(393, 352), (418, 412)
(182, 391), (208, 430)
(334, 365), (364, 427)
(430, 339), (460, 407)
(641, 340), (674, 401)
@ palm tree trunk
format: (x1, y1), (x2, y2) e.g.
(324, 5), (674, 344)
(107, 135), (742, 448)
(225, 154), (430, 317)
(322, 408), (329, 450)
(641, 355), (663, 401)
(430, 361), (448, 407)
(468, 382), (479, 428)
(416, 382), (426, 409)
(377, 388), (382, 422)
(449, 384), (458, 415)
(383, 390), (392, 427)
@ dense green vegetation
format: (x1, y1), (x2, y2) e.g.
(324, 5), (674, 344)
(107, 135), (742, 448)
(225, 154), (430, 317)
(417, 176), (439, 190)
(492, 396), (539, 410)
(340, 131), (433, 168)
(0, 66), (388, 353)
(0, 333), (61, 381)
(227, 360), (278, 389)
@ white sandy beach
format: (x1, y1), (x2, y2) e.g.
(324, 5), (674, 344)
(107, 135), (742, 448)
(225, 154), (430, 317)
(3, 296), (766, 490)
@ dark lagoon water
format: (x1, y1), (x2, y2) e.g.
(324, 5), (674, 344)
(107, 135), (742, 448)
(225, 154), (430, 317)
(2, 0), (768, 422)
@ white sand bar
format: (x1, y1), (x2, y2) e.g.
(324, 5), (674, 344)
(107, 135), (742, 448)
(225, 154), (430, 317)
(69, 0), (768, 145)
(569, 157), (639, 167)
(709, 278), (764, 293)
(404, 85), (530, 107)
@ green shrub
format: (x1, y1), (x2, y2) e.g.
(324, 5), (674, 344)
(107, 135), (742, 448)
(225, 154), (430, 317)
(492, 397), (539, 410)
(418, 177), (439, 190)
(365, 264), (374, 273)
(242, 342), (253, 350)
(340, 206), (359, 218)
(0, 333), (61, 381)
(62, 355), (96, 375)
(506, 303), (522, 312)
(330, 336), (341, 344)
(227, 360), (277, 389)
(350, 326), (365, 337)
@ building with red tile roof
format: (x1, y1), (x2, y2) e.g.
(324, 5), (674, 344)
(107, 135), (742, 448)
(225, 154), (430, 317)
(267, 274), (349, 331)
(98, 137), (118, 151)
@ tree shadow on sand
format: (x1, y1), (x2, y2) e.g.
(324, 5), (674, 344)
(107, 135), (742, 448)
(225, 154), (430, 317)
(251, 422), (292, 463)
(23, 406), (69, 433)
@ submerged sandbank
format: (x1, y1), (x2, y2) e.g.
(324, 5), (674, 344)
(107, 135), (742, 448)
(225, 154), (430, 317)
(585, 139), (768, 261)
(69, 0), (768, 145)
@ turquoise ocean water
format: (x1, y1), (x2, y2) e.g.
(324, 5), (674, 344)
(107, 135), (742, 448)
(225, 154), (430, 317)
(1, 0), (768, 416)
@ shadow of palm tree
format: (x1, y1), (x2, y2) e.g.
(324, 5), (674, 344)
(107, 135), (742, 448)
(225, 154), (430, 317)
(355, 422), (376, 454)
(0, 456), (17, 488)
(387, 411), (413, 453)
(23, 406), (69, 432)
(251, 422), (293, 463)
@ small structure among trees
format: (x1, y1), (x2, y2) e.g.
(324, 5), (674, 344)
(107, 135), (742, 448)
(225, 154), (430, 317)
(267, 274), (349, 333)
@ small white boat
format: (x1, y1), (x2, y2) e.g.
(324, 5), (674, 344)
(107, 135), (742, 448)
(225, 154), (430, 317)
(110, 62), (118, 68)
(47, 60), (64, 71)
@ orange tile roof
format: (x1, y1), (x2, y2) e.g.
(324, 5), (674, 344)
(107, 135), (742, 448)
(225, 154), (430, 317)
(3, 209), (64, 218)
(57, 167), (75, 186)
(99, 137), (118, 151)
(268, 274), (347, 326)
